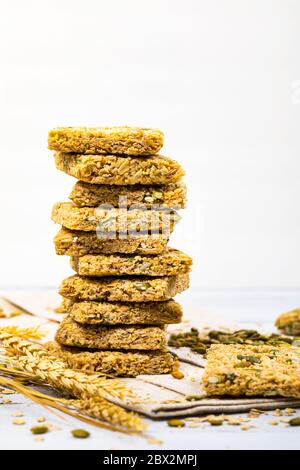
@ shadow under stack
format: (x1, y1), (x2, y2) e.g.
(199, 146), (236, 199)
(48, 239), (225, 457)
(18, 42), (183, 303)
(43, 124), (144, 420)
(47, 126), (192, 377)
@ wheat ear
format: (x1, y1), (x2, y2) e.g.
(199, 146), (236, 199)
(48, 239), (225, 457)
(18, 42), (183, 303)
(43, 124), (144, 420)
(67, 396), (146, 432)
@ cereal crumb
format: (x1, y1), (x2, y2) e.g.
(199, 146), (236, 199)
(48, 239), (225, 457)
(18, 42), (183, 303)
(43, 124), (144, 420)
(12, 418), (26, 425)
(37, 417), (46, 423)
(171, 370), (184, 380)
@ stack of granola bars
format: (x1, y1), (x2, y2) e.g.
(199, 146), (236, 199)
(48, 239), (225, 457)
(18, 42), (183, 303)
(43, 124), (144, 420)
(47, 127), (192, 376)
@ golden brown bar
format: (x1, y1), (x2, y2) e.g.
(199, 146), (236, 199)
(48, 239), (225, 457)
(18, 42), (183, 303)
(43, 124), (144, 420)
(70, 249), (192, 277)
(55, 316), (166, 350)
(62, 299), (182, 325)
(48, 126), (164, 156)
(54, 152), (184, 185)
(59, 273), (190, 302)
(275, 308), (300, 336)
(202, 344), (300, 399)
(54, 228), (169, 256)
(52, 202), (179, 233)
(47, 341), (177, 376)
(69, 181), (186, 209)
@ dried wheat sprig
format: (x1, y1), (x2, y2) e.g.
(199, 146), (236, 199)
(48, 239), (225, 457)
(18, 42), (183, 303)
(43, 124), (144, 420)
(66, 396), (146, 432)
(0, 375), (139, 434)
(0, 333), (134, 400)
(0, 333), (70, 366)
(0, 330), (143, 430)
(13, 354), (130, 400)
(0, 326), (46, 341)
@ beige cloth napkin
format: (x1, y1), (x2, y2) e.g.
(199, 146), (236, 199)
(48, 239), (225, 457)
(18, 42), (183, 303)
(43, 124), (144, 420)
(3, 293), (300, 418)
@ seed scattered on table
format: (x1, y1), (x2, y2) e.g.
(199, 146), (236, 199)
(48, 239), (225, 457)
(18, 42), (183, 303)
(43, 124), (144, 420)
(167, 419), (185, 428)
(37, 416), (46, 423)
(288, 417), (300, 426)
(171, 370), (184, 379)
(12, 419), (26, 425)
(30, 425), (49, 435)
(71, 429), (90, 438)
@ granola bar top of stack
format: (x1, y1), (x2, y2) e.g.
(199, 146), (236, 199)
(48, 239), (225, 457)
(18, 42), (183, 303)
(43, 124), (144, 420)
(202, 343), (300, 399)
(59, 273), (190, 302)
(55, 316), (167, 350)
(276, 308), (300, 336)
(48, 126), (164, 155)
(58, 298), (182, 325)
(46, 341), (178, 377)
(54, 228), (169, 256)
(69, 181), (186, 209)
(70, 249), (192, 277)
(54, 152), (184, 185)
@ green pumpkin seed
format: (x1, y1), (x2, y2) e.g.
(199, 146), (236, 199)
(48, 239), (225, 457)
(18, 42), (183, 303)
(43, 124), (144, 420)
(71, 429), (90, 438)
(288, 417), (300, 426)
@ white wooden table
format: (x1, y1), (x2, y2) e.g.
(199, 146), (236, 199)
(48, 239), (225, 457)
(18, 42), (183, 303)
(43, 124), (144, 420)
(0, 288), (299, 450)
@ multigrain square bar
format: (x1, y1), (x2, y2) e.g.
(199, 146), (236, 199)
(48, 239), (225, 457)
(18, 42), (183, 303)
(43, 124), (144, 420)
(54, 152), (184, 185)
(48, 126), (164, 156)
(55, 316), (166, 350)
(70, 249), (192, 277)
(69, 181), (186, 209)
(52, 202), (179, 233)
(59, 273), (190, 302)
(276, 308), (300, 336)
(54, 228), (169, 256)
(202, 344), (300, 399)
(63, 299), (182, 325)
(46, 341), (177, 376)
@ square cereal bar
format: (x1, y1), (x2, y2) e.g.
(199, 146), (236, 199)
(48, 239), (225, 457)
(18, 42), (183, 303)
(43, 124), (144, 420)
(59, 273), (190, 302)
(55, 316), (166, 350)
(48, 126), (164, 156)
(46, 341), (177, 376)
(54, 152), (184, 185)
(202, 344), (300, 399)
(54, 227), (169, 256)
(62, 299), (182, 325)
(70, 249), (192, 277)
(69, 181), (186, 209)
(52, 202), (179, 233)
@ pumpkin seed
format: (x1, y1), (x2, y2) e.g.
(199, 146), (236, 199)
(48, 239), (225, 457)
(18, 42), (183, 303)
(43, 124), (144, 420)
(71, 429), (90, 438)
(30, 425), (49, 435)
(135, 282), (151, 291)
(288, 417), (300, 426)
(237, 354), (261, 364)
(168, 419), (185, 428)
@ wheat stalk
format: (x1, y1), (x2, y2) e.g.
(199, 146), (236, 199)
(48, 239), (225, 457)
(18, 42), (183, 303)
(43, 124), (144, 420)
(0, 375), (141, 433)
(0, 327), (46, 341)
(0, 330), (145, 431)
(15, 354), (128, 399)
(66, 396), (146, 432)
(0, 331), (128, 398)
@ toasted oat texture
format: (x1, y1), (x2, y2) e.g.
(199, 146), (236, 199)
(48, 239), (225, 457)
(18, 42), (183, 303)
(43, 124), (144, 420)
(55, 297), (74, 313)
(47, 341), (177, 376)
(70, 249), (192, 277)
(202, 344), (300, 399)
(52, 202), (178, 234)
(54, 228), (169, 256)
(54, 152), (184, 185)
(59, 273), (190, 302)
(65, 299), (182, 325)
(48, 127), (164, 156)
(69, 181), (186, 209)
(276, 308), (300, 336)
(55, 316), (166, 350)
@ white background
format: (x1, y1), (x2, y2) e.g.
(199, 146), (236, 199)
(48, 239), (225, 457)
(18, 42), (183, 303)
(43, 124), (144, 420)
(0, 0), (300, 290)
